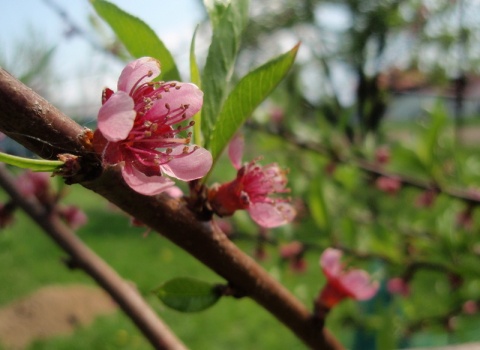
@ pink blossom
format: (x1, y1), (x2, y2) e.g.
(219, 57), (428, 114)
(279, 241), (307, 273)
(462, 300), (478, 315)
(16, 171), (51, 204)
(208, 134), (295, 228)
(375, 176), (401, 195)
(375, 146), (390, 165)
(58, 205), (88, 230)
(93, 57), (212, 195)
(415, 190), (437, 208)
(317, 248), (379, 308)
(387, 277), (410, 297)
(279, 241), (304, 259)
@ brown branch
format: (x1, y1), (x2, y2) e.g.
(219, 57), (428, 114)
(0, 165), (187, 350)
(0, 70), (344, 348)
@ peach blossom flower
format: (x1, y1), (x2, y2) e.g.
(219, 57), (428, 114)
(208, 134), (295, 228)
(93, 57), (212, 195)
(317, 248), (379, 308)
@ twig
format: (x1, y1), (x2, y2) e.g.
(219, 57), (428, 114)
(0, 165), (187, 350)
(0, 69), (344, 349)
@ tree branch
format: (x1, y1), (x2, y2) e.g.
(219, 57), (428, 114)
(0, 165), (187, 350)
(0, 68), (344, 349)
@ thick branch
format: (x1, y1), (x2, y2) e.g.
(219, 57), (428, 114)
(0, 68), (343, 349)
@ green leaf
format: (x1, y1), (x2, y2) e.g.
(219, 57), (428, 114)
(201, 0), (250, 145)
(190, 26), (203, 146)
(90, 0), (180, 81)
(19, 46), (56, 84)
(153, 277), (221, 313)
(209, 44), (299, 163)
(416, 101), (447, 170)
(0, 152), (63, 172)
(308, 177), (331, 233)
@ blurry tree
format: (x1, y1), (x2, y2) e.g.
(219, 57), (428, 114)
(231, 0), (480, 142)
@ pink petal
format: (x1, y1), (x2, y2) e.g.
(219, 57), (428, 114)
(320, 248), (342, 279)
(98, 91), (136, 142)
(341, 270), (379, 300)
(161, 146), (212, 181)
(228, 133), (244, 170)
(146, 82), (203, 122)
(164, 186), (184, 198)
(248, 202), (295, 228)
(121, 164), (174, 196)
(118, 57), (161, 93)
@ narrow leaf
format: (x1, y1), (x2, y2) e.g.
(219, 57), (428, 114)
(153, 277), (221, 313)
(0, 152), (63, 172)
(209, 44), (299, 163)
(201, 0), (250, 145)
(90, 0), (180, 81)
(308, 177), (331, 233)
(190, 26), (203, 146)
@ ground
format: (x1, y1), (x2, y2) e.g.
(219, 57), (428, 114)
(0, 284), (117, 350)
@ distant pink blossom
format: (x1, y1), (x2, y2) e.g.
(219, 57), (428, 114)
(279, 241), (304, 259)
(375, 176), (401, 195)
(58, 205), (88, 230)
(456, 208), (474, 230)
(93, 57), (212, 195)
(317, 248), (379, 308)
(375, 146), (390, 165)
(208, 134), (295, 228)
(280, 241), (307, 273)
(462, 300), (478, 315)
(387, 277), (410, 297)
(415, 190), (437, 208)
(16, 171), (51, 204)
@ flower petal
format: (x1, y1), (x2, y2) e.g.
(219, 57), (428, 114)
(320, 248), (343, 279)
(122, 164), (174, 196)
(341, 270), (379, 300)
(146, 82), (203, 123)
(161, 147), (212, 181)
(248, 202), (295, 228)
(164, 186), (184, 198)
(98, 91), (136, 142)
(228, 133), (244, 170)
(118, 57), (161, 93)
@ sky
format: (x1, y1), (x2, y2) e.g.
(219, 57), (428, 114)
(0, 0), (206, 121)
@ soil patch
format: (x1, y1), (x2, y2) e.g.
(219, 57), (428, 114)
(0, 284), (117, 349)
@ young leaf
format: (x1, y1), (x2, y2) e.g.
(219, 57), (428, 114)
(308, 177), (331, 233)
(153, 277), (221, 313)
(201, 0), (250, 145)
(0, 152), (63, 172)
(90, 0), (180, 81)
(209, 44), (299, 163)
(190, 26), (203, 146)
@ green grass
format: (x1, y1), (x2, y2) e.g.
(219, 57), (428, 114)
(0, 184), (322, 350)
